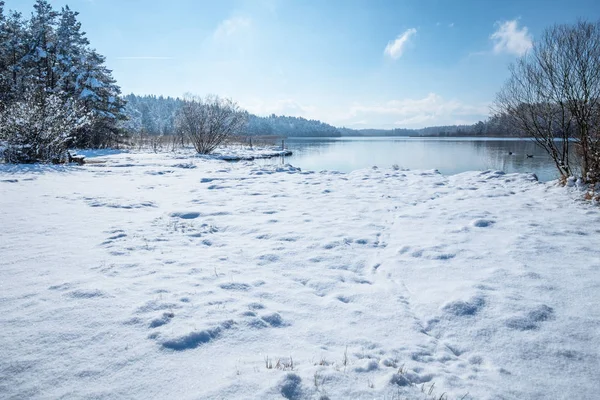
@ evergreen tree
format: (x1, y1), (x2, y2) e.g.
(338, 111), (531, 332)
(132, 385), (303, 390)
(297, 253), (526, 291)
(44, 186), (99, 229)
(0, 1), (9, 109)
(0, 7), (29, 110)
(74, 49), (126, 147)
(54, 6), (88, 96)
(0, 0), (127, 161)
(4, 11), (29, 98)
(27, 0), (59, 96)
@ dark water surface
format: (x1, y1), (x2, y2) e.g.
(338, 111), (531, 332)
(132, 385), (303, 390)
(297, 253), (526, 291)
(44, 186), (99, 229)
(259, 137), (562, 182)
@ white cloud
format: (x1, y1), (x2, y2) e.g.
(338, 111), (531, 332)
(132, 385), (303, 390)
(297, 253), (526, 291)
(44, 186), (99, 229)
(448, 22), (454, 28)
(384, 28), (417, 60)
(241, 94), (489, 129)
(345, 94), (489, 128)
(214, 16), (251, 39)
(490, 20), (532, 56)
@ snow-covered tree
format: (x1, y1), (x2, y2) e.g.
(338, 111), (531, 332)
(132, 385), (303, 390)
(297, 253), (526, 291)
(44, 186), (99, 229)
(0, 0), (127, 157)
(27, 0), (58, 94)
(1, 92), (90, 162)
(54, 6), (88, 96)
(0, 8), (29, 110)
(74, 49), (126, 148)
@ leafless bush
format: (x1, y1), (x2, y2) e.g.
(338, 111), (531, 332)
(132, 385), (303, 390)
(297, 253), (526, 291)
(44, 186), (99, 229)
(176, 94), (247, 155)
(495, 20), (600, 184)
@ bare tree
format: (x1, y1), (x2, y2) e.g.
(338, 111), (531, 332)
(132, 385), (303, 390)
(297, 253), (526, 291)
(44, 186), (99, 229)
(495, 20), (600, 184)
(176, 94), (247, 154)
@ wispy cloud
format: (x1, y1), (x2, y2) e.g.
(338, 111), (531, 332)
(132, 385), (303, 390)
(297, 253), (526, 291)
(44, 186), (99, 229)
(490, 19), (532, 56)
(214, 16), (252, 39)
(384, 28), (417, 60)
(116, 56), (173, 60)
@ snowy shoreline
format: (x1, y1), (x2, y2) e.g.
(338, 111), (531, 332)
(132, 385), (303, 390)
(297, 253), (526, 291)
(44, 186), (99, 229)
(210, 147), (293, 161)
(69, 146), (293, 163)
(1, 151), (599, 399)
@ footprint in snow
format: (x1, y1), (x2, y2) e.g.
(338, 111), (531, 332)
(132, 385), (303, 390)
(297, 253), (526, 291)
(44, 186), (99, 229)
(149, 311), (175, 328)
(336, 295), (351, 303)
(258, 254), (279, 264)
(472, 219), (495, 228)
(505, 304), (554, 331)
(219, 282), (251, 291)
(261, 312), (286, 327)
(159, 320), (235, 351)
(170, 211), (200, 219)
(278, 373), (303, 400)
(66, 289), (107, 299)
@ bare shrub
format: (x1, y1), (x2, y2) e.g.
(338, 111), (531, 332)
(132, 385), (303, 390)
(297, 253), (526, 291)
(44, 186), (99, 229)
(176, 94), (247, 155)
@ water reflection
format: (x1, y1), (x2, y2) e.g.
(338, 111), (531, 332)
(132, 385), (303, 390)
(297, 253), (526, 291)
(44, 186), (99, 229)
(257, 137), (564, 182)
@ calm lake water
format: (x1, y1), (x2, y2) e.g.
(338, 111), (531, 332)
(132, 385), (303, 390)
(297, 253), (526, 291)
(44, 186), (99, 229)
(259, 137), (562, 182)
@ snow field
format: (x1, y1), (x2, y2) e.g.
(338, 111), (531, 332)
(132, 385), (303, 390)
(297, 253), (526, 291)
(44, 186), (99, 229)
(1, 151), (599, 399)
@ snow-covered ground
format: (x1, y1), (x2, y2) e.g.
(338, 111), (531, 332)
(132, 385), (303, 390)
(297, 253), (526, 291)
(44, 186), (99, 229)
(1, 150), (599, 400)
(210, 146), (292, 161)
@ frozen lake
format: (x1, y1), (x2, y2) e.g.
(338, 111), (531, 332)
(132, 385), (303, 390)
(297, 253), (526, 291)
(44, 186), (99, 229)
(260, 137), (562, 181)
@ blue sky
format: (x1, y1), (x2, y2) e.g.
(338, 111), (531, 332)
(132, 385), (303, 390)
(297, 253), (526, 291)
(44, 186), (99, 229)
(9, 0), (600, 128)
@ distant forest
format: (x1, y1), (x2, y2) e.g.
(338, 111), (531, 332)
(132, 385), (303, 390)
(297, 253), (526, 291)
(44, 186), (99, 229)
(123, 94), (518, 139)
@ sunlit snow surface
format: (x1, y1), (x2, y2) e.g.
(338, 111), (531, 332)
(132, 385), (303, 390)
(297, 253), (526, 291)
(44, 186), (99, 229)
(1, 150), (599, 399)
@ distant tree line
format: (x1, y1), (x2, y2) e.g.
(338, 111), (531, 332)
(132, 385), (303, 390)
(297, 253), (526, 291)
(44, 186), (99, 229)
(124, 93), (521, 139)
(122, 94), (182, 137)
(243, 114), (341, 137)
(339, 114), (516, 137)
(122, 94), (342, 138)
(0, 0), (126, 162)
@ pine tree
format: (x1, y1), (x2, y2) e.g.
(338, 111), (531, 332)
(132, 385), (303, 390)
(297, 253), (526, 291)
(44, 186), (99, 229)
(1, 0), (127, 160)
(27, 0), (59, 96)
(74, 49), (126, 147)
(54, 6), (89, 97)
(0, 1), (9, 109)
(3, 11), (29, 100)
(0, 5), (30, 110)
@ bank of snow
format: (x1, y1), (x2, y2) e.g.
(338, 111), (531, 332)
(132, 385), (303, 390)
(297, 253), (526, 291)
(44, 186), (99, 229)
(210, 146), (292, 161)
(0, 152), (598, 400)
